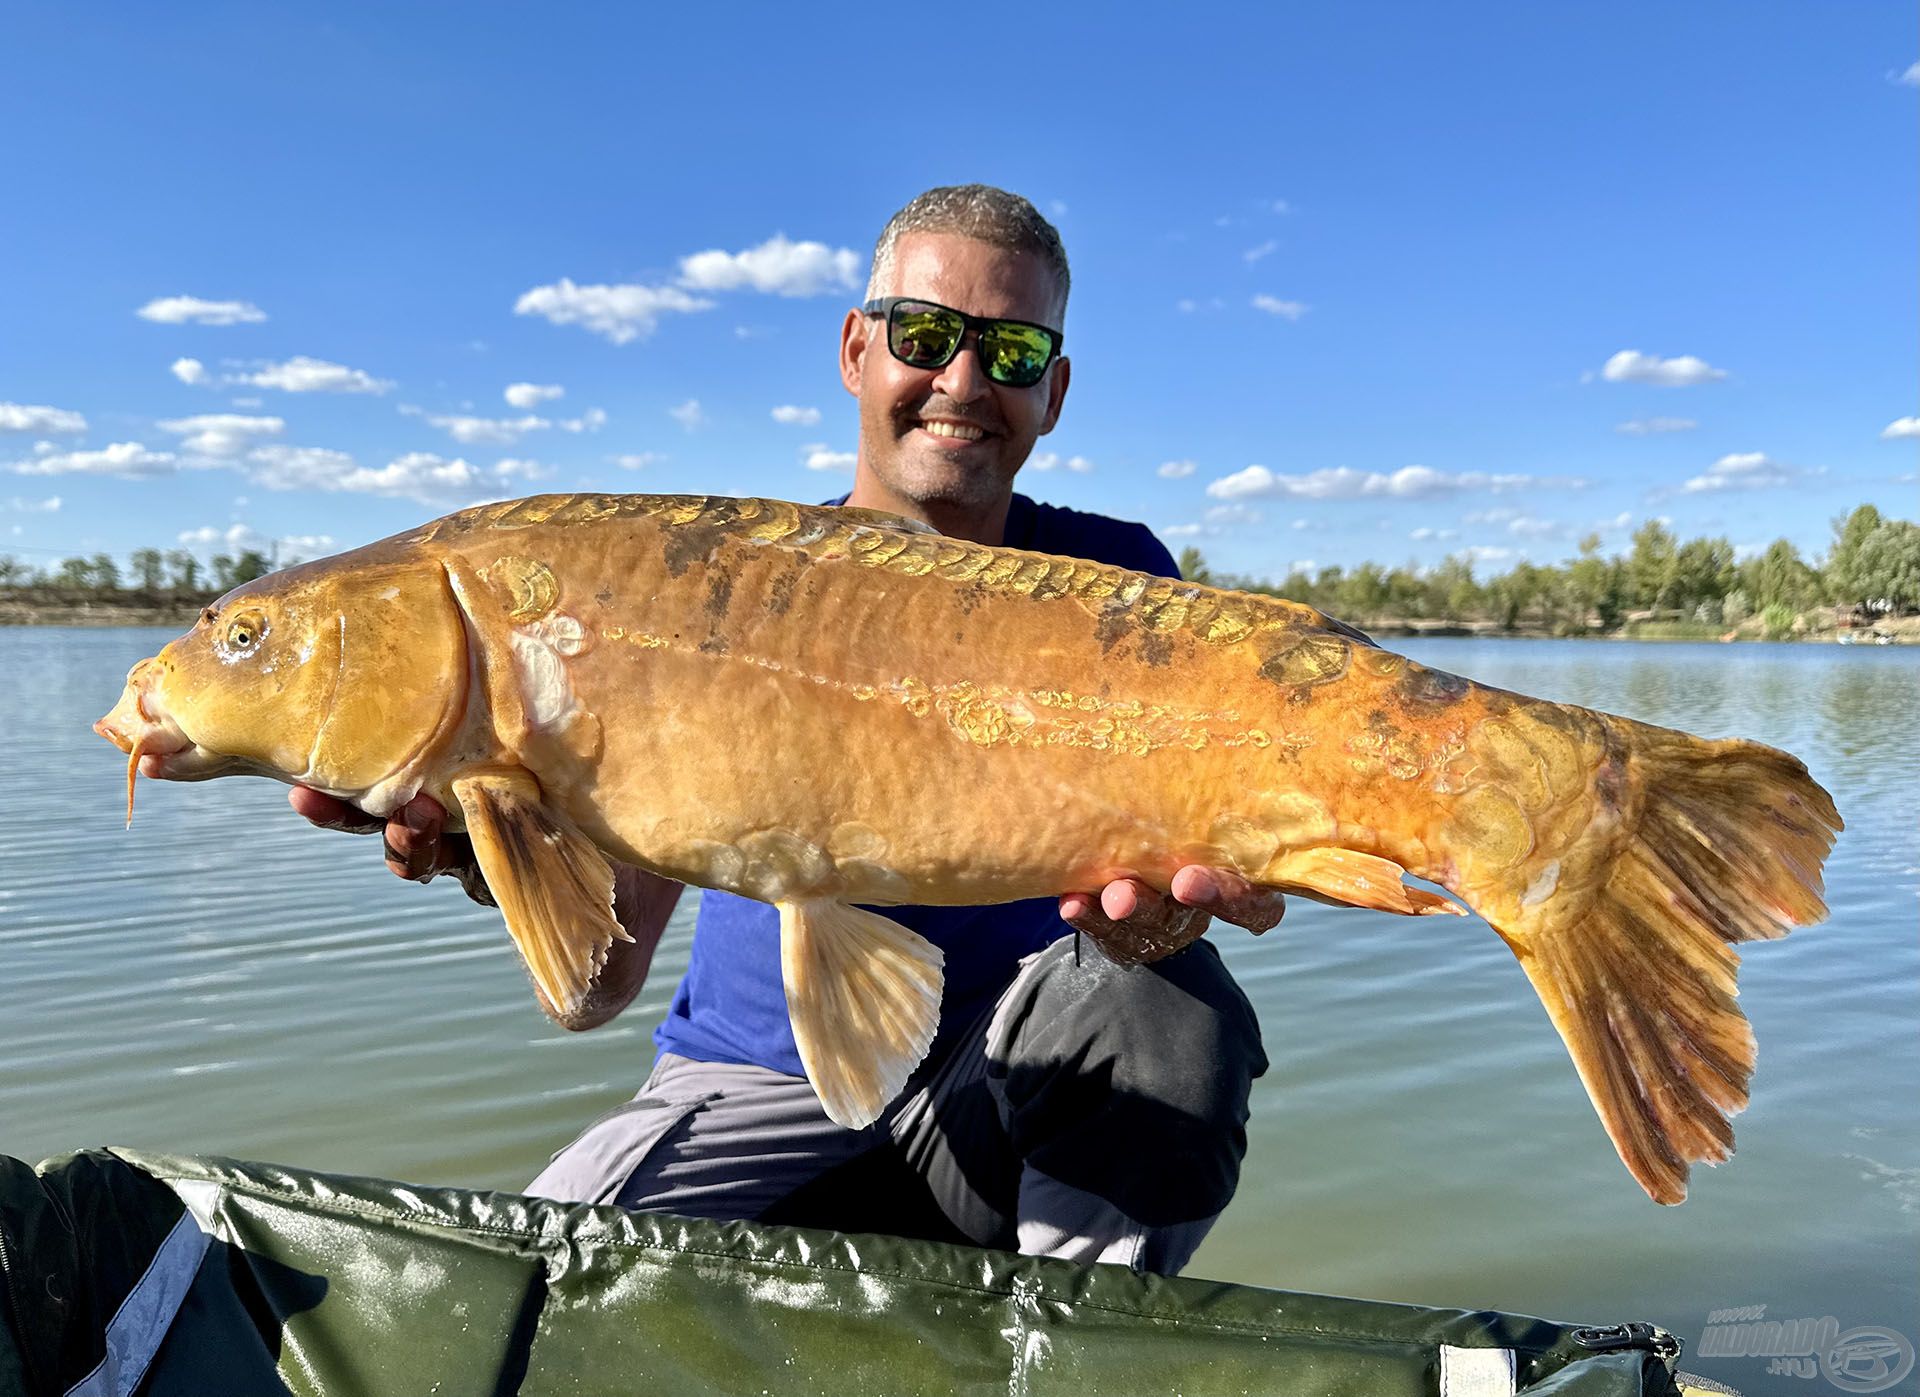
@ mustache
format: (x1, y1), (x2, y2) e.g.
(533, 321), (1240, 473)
(901, 396), (1000, 433)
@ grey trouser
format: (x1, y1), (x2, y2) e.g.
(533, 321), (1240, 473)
(527, 935), (1267, 1274)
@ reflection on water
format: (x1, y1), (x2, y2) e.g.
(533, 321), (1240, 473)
(2, 630), (1915, 1360)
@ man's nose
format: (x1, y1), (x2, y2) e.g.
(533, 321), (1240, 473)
(930, 331), (990, 403)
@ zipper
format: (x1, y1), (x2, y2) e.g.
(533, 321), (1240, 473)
(0, 1216), (33, 1387)
(1570, 1322), (1683, 1363)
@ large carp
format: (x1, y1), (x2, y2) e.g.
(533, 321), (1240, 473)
(95, 493), (1840, 1204)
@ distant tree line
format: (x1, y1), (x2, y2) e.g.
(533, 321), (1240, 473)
(0, 547), (274, 598)
(1178, 503), (1920, 637)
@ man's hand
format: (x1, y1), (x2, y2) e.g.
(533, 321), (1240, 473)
(287, 787), (494, 904)
(1059, 867), (1285, 966)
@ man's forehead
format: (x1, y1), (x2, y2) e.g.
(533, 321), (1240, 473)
(882, 232), (1065, 324)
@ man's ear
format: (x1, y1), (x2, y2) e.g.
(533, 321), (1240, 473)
(1037, 354), (1071, 435)
(839, 308), (868, 396)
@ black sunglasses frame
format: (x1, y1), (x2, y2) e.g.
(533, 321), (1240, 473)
(861, 297), (1064, 387)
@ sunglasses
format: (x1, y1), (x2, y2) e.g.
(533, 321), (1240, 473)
(863, 297), (1064, 389)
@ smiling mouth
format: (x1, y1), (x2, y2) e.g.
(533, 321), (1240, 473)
(918, 420), (988, 443)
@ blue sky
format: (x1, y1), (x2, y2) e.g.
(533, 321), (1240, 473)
(2, 4), (1914, 582)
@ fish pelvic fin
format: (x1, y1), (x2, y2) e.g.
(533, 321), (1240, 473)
(1265, 847), (1466, 916)
(452, 768), (633, 1031)
(1503, 727), (1841, 1205)
(779, 899), (944, 1130)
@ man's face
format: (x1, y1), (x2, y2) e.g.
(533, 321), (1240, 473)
(840, 232), (1070, 520)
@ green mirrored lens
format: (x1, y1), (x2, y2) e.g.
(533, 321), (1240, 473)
(981, 324), (1053, 385)
(891, 305), (963, 367)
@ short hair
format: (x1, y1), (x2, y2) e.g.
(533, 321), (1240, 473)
(866, 184), (1070, 316)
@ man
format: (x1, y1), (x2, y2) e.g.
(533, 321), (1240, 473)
(293, 185), (1280, 1273)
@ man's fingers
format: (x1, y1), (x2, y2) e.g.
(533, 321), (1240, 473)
(287, 785), (382, 834)
(383, 795), (448, 882)
(1170, 864), (1286, 934)
(1098, 878), (1150, 923)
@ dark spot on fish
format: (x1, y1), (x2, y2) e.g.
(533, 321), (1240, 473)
(698, 634), (729, 655)
(660, 512), (735, 579)
(1137, 629), (1174, 669)
(766, 557), (807, 616)
(705, 569), (735, 622)
(1396, 664), (1470, 707)
(595, 586), (613, 607)
(1095, 602), (1132, 655)
(953, 580), (988, 616)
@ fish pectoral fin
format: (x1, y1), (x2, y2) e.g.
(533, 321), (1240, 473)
(1266, 848), (1466, 916)
(452, 769), (632, 1030)
(779, 899), (944, 1130)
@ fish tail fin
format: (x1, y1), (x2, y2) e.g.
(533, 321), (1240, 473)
(1500, 728), (1841, 1204)
(780, 899), (944, 1130)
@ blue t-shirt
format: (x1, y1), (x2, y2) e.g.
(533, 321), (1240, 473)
(653, 492), (1181, 1077)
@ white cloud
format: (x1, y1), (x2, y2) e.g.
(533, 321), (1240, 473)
(1207, 463), (1565, 501)
(678, 235), (861, 297)
(13, 442), (176, 478)
(1681, 451), (1796, 493)
(329, 451), (542, 504)
(1879, 416), (1920, 440)
(558, 407), (606, 433)
(1505, 515), (1564, 538)
(669, 399), (706, 431)
(1204, 503), (1262, 525)
(136, 295), (267, 326)
(801, 443), (855, 472)
(278, 534), (335, 559)
(3, 495), (60, 512)
(175, 524), (337, 560)
(1466, 545), (1515, 564)
(156, 413), (286, 457)
(1251, 295), (1307, 320)
(610, 452), (665, 470)
(171, 357), (207, 386)
(1410, 526), (1457, 541)
(1615, 416), (1699, 435)
(772, 405), (822, 425)
(1157, 459), (1197, 479)
(1895, 61), (1920, 88)
(514, 278), (714, 345)
(425, 412), (552, 446)
(1598, 349), (1727, 387)
(245, 444), (360, 491)
(1243, 240), (1278, 263)
(178, 523), (266, 550)
(1028, 453), (1095, 473)
(1268, 199), (1291, 215)
(1162, 522), (1207, 538)
(235, 356), (394, 394)
(504, 382), (564, 409)
(0, 402), (87, 434)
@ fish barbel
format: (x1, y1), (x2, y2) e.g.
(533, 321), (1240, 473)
(94, 493), (1841, 1203)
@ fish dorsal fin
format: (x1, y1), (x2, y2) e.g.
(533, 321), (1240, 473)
(779, 898), (944, 1128)
(834, 506), (938, 535)
(452, 768), (632, 1027)
(1265, 847), (1466, 916)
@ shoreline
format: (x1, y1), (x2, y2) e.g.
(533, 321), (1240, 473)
(4, 596), (1911, 643)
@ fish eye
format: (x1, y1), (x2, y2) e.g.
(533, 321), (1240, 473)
(218, 611), (268, 657)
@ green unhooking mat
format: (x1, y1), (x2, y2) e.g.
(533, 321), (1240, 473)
(0, 1149), (1684, 1396)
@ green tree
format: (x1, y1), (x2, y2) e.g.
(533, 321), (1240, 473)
(1426, 555), (1479, 621)
(1336, 561), (1390, 621)
(129, 547), (165, 594)
(1739, 539), (1818, 612)
(232, 549), (272, 584)
(1626, 520), (1679, 610)
(1176, 546), (1212, 585)
(167, 550), (201, 593)
(1822, 504), (1884, 606)
(1670, 536), (1734, 612)
(88, 553), (120, 594)
(56, 556), (91, 590)
(211, 554), (237, 590)
(1851, 518), (1920, 610)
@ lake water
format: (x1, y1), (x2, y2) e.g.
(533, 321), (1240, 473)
(3, 629), (1915, 1388)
